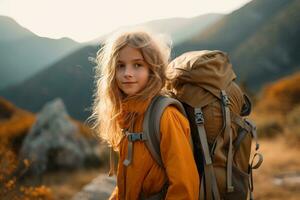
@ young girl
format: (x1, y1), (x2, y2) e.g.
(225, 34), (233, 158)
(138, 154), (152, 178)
(89, 28), (199, 200)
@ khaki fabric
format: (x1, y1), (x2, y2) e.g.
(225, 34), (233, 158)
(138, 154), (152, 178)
(167, 50), (236, 107)
(166, 50), (253, 199)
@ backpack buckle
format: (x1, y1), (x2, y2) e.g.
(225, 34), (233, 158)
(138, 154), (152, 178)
(194, 108), (204, 125)
(221, 90), (229, 106)
(126, 132), (146, 142)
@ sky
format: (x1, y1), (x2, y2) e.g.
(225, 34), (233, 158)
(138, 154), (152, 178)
(0, 0), (252, 43)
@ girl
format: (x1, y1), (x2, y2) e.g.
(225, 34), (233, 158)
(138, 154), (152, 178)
(89, 28), (199, 200)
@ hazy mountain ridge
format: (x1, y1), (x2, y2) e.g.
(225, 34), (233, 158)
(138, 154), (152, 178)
(136, 14), (223, 44)
(0, 13), (223, 120)
(176, 0), (293, 53)
(0, 16), (81, 89)
(0, 16), (36, 41)
(0, 45), (97, 120)
(89, 13), (223, 45)
(1, 0), (299, 120)
(232, 0), (300, 89)
(173, 0), (299, 91)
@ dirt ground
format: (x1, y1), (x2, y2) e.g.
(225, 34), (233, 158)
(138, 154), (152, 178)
(39, 168), (105, 200)
(253, 136), (300, 200)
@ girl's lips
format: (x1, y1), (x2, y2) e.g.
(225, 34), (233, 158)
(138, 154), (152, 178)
(123, 82), (137, 84)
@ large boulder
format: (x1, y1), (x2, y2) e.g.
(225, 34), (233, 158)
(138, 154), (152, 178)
(19, 98), (100, 176)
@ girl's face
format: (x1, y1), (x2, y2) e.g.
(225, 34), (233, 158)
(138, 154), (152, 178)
(116, 45), (150, 96)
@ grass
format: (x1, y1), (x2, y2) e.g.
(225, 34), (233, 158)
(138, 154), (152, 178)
(253, 136), (300, 200)
(22, 167), (108, 200)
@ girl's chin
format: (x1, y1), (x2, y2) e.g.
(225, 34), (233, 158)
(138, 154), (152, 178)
(123, 90), (138, 96)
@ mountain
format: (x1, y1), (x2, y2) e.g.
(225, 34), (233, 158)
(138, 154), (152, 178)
(129, 14), (223, 45)
(2, 0), (300, 120)
(173, 0), (299, 91)
(0, 13), (223, 120)
(88, 14), (223, 45)
(175, 0), (293, 52)
(231, 0), (300, 90)
(0, 45), (97, 120)
(0, 16), (35, 42)
(0, 14), (222, 90)
(0, 16), (81, 90)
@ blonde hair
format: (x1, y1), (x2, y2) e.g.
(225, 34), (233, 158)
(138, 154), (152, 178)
(87, 28), (172, 149)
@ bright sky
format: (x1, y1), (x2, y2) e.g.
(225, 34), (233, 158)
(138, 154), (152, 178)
(0, 0), (252, 43)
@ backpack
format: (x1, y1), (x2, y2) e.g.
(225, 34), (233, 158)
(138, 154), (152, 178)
(141, 50), (263, 200)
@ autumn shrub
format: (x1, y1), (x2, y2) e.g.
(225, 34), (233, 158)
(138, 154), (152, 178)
(0, 97), (53, 199)
(0, 138), (54, 200)
(255, 116), (284, 138)
(255, 72), (300, 114)
(252, 72), (300, 138)
(285, 105), (300, 141)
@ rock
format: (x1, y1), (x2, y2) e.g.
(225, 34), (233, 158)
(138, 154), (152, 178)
(273, 171), (300, 187)
(19, 98), (100, 176)
(72, 174), (116, 200)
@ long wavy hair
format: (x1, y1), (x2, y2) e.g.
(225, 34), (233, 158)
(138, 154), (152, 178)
(87, 28), (172, 149)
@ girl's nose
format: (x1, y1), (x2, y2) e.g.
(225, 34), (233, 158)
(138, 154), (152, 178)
(124, 66), (133, 77)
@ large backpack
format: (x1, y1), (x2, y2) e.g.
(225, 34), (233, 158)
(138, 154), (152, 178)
(141, 50), (263, 200)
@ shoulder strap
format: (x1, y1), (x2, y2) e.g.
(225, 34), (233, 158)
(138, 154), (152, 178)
(142, 95), (187, 168)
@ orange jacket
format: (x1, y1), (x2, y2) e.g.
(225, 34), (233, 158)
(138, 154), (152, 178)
(109, 104), (200, 200)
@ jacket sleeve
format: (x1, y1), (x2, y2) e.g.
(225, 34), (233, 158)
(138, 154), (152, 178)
(108, 186), (118, 200)
(160, 106), (200, 200)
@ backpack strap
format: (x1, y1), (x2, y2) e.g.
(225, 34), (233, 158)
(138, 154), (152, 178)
(194, 107), (220, 200)
(231, 112), (260, 151)
(220, 90), (234, 193)
(142, 95), (188, 168)
(249, 153), (263, 200)
(123, 131), (147, 166)
(140, 95), (188, 200)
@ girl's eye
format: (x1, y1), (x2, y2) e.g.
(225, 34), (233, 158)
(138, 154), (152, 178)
(117, 63), (125, 68)
(134, 63), (142, 68)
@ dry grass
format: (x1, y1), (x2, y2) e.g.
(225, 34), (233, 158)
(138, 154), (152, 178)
(253, 136), (300, 200)
(36, 168), (106, 200)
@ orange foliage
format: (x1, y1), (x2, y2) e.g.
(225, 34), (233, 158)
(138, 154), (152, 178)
(0, 97), (93, 142)
(0, 97), (96, 199)
(0, 138), (54, 200)
(0, 97), (36, 140)
(20, 185), (53, 200)
(69, 117), (97, 139)
(0, 97), (54, 199)
(252, 72), (300, 138)
(255, 72), (300, 114)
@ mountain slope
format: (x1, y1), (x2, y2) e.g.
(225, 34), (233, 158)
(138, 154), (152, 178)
(0, 45), (97, 120)
(173, 0), (299, 91)
(232, 0), (300, 89)
(0, 16), (35, 42)
(0, 16), (81, 90)
(175, 0), (293, 53)
(0, 13), (223, 120)
(89, 14), (223, 45)
(2, 0), (300, 120)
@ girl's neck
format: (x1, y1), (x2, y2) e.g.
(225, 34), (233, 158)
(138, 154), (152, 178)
(117, 96), (153, 130)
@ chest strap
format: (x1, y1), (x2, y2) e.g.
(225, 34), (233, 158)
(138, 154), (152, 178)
(127, 132), (147, 142)
(123, 131), (147, 167)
